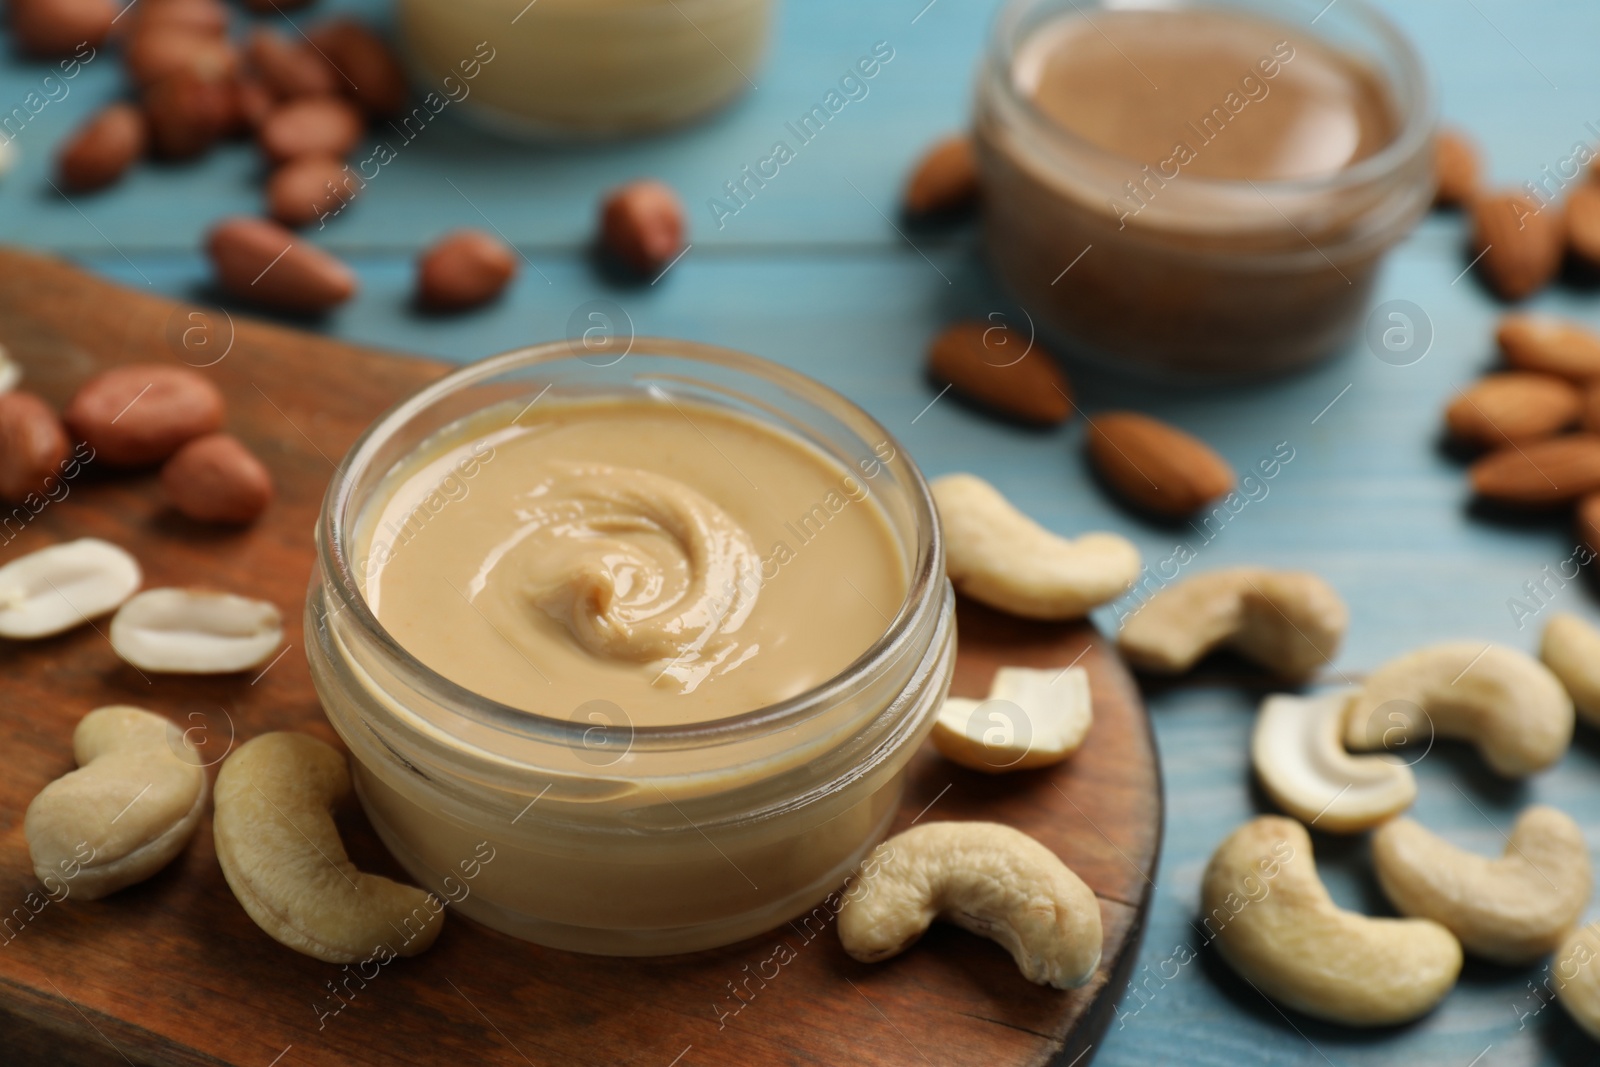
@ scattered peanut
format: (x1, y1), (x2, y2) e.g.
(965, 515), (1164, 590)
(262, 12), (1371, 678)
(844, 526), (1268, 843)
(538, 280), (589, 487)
(214, 732), (444, 963)
(65, 362), (225, 468)
(206, 216), (357, 313)
(110, 588), (283, 674)
(1251, 691), (1415, 834)
(161, 433), (273, 525)
(245, 28), (338, 100)
(266, 155), (354, 228)
(837, 822), (1102, 989)
(0, 539), (142, 639)
(931, 666), (1092, 773)
(926, 321), (1072, 426)
(0, 392), (70, 505)
(307, 19), (410, 119)
(143, 69), (233, 160)
(24, 706), (207, 899)
(416, 230), (518, 311)
(1086, 412), (1234, 518)
(932, 472), (1140, 620)
(258, 96), (364, 165)
(601, 180), (685, 276)
(11, 0), (115, 57)
(57, 104), (148, 193)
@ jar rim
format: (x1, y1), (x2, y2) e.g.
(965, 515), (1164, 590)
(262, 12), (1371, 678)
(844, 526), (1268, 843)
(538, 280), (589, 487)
(315, 337), (944, 750)
(984, 0), (1437, 198)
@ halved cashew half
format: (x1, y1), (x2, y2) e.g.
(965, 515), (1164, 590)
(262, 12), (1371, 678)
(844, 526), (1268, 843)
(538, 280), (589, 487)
(1117, 568), (1347, 680)
(1556, 923), (1600, 1041)
(1541, 613), (1600, 729)
(1251, 692), (1415, 833)
(837, 821), (1102, 989)
(1202, 816), (1461, 1026)
(213, 732), (443, 963)
(24, 706), (207, 900)
(931, 666), (1092, 772)
(1372, 806), (1592, 965)
(931, 473), (1140, 620)
(1342, 642), (1574, 778)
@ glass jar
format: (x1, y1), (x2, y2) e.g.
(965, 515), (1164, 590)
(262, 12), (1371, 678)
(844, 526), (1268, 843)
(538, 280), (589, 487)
(974, 0), (1435, 379)
(306, 338), (954, 956)
(399, 0), (773, 137)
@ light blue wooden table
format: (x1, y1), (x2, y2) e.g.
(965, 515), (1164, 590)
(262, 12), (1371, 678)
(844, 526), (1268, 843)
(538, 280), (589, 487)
(4, 0), (1600, 1063)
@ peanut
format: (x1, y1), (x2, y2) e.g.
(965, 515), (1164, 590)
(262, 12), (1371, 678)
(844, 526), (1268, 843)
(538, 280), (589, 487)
(161, 433), (273, 525)
(206, 216), (358, 313)
(601, 180), (685, 276)
(57, 104), (147, 193)
(257, 97), (364, 165)
(0, 392), (70, 504)
(416, 230), (518, 311)
(64, 364), (226, 468)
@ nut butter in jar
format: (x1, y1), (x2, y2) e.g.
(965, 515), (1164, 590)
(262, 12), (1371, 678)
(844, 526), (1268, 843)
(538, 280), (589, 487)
(975, 0), (1435, 378)
(306, 339), (954, 955)
(399, 0), (772, 136)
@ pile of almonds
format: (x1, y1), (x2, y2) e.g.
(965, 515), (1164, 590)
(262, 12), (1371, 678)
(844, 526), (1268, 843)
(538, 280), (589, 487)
(0, 360), (271, 525)
(1449, 315), (1600, 546)
(1436, 128), (1600, 301)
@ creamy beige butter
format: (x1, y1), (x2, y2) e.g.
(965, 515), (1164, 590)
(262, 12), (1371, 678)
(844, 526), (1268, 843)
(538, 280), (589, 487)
(361, 398), (906, 726)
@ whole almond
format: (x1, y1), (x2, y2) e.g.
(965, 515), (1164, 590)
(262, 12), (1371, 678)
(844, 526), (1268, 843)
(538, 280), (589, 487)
(57, 104), (147, 192)
(0, 392), (70, 504)
(1469, 434), (1600, 506)
(11, 0), (115, 57)
(1579, 493), (1600, 555)
(161, 433), (273, 525)
(601, 180), (685, 276)
(126, 28), (237, 87)
(926, 321), (1071, 426)
(143, 70), (233, 160)
(905, 135), (980, 218)
(65, 364), (225, 468)
(416, 230), (518, 311)
(308, 20), (409, 119)
(206, 216), (357, 313)
(1498, 315), (1600, 381)
(258, 97), (364, 164)
(1566, 184), (1600, 267)
(266, 155), (356, 228)
(1087, 412), (1235, 517)
(1432, 129), (1479, 208)
(245, 28), (338, 100)
(131, 0), (228, 36)
(1444, 373), (1581, 448)
(1471, 191), (1564, 301)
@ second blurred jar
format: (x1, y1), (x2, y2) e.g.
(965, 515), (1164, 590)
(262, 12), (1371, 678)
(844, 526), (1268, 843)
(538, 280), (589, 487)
(400, 0), (772, 137)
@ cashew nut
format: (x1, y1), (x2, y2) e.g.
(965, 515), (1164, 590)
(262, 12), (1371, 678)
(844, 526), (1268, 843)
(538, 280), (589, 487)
(1541, 612), (1600, 729)
(837, 821), (1102, 989)
(213, 732), (443, 963)
(1202, 816), (1462, 1026)
(932, 473), (1140, 620)
(1372, 806), (1591, 965)
(931, 666), (1092, 773)
(1342, 642), (1574, 778)
(1251, 692), (1415, 833)
(1556, 923), (1600, 1042)
(1117, 568), (1347, 679)
(24, 706), (207, 900)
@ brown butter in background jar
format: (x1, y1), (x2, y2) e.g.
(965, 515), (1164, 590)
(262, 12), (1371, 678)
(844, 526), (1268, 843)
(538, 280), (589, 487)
(974, 0), (1435, 379)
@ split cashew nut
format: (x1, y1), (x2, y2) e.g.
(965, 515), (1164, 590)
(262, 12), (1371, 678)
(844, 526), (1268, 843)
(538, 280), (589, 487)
(213, 732), (443, 963)
(24, 706), (207, 900)
(932, 473), (1140, 620)
(837, 821), (1102, 989)
(1541, 612), (1600, 729)
(1342, 642), (1574, 778)
(1372, 806), (1592, 965)
(1556, 923), (1600, 1042)
(1201, 816), (1462, 1026)
(1251, 691), (1415, 833)
(1117, 568), (1347, 679)
(931, 665), (1092, 773)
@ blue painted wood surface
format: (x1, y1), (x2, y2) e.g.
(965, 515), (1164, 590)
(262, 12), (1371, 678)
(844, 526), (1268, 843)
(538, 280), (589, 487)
(4, 0), (1600, 1063)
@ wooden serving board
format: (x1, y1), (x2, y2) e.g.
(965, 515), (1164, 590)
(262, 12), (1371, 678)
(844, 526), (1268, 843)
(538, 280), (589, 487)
(0, 248), (1161, 1067)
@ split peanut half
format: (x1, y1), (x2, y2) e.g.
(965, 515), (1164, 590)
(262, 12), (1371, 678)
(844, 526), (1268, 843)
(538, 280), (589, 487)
(110, 588), (283, 674)
(0, 538), (141, 639)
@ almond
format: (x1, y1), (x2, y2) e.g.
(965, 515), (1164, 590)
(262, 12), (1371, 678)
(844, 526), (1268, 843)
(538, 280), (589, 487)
(0, 392), (70, 504)
(307, 19), (409, 119)
(926, 321), (1071, 426)
(57, 104), (147, 192)
(65, 364), (226, 468)
(1567, 184), (1600, 267)
(416, 230), (518, 311)
(257, 97), (364, 164)
(1471, 191), (1564, 301)
(206, 216), (357, 313)
(1498, 315), (1600, 381)
(905, 135), (980, 218)
(1086, 412), (1235, 518)
(1470, 434), (1600, 506)
(1432, 129), (1479, 209)
(601, 180), (685, 276)
(1444, 373), (1581, 448)
(161, 433), (273, 525)
(266, 155), (355, 228)
(1579, 493), (1600, 555)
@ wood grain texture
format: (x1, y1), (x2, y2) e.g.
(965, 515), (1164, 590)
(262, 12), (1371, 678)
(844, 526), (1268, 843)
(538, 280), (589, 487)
(0, 248), (1160, 1067)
